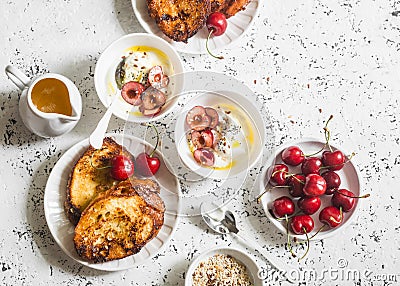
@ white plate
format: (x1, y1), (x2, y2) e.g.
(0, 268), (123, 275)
(185, 246), (264, 286)
(257, 138), (362, 240)
(44, 133), (181, 271)
(174, 91), (265, 180)
(94, 33), (184, 123)
(131, 0), (262, 54)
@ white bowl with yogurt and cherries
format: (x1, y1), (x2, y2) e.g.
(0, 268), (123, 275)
(95, 33), (184, 122)
(175, 91), (265, 180)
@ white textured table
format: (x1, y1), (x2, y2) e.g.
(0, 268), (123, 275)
(1, 0), (399, 285)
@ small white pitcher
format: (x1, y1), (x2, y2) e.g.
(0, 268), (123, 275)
(5, 65), (82, 138)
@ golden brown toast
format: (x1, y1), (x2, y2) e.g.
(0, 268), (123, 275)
(147, 0), (211, 42)
(65, 137), (133, 225)
(210, 0), (226, 13)
(73, 180), (165, 263)
(220, 0), (251, 18)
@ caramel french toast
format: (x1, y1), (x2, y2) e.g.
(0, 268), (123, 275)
(147, 0), (211, 42)
(65, 137), (133, 225)
(73, 180), (165, 263)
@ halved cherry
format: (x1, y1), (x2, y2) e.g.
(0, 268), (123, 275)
(121, 81), (145, 106)
(186, 106), (211, 131)
(139, 105), (161, 117)
(193, 148), (214, 166)
(191, 130), (214, 148)
(205, 107), (219, 128)
(140, 86), (167, 110)
(148, 66), (169, 89)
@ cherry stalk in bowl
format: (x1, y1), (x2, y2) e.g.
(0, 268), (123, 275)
(136, 123), (161, 177)
(206, 12), (227, 60)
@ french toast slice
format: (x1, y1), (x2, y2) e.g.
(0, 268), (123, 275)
(65, 137), (133, 225)
(220, 0), (251, 18)
(73, 180), (165, 263)
(147, 0), (211, 42)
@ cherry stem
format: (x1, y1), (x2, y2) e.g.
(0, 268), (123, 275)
(142, 123), (159, 157)
(89, 149), (112, 170)
(206, 30), (224, 60)
(335, 190), (370, 199)
(286, 215), (297, 258)
(298, 227), (310, 262)
(256, 185), (289, 203)
(323, 115), (334, 152)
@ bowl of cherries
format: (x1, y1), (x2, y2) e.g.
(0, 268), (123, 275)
(257, 116), (369, 260)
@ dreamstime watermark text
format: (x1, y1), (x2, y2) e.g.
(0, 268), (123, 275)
(258, 258), (399, 283)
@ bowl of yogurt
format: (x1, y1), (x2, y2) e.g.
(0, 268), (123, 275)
(94, 33), (184, 122)
(174, 91), (265, 180)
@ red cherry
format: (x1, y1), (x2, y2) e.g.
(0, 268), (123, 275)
(290, 215), (314, 235)
(321, 171), (341, 195)
(135, 152), (160, 177)
(331, 189), (355, 212)
(205, 12), (227, 59)
(322, 150), (345, 171)
(120, 81), (145, 106)
(303, 174), (327, 196)
(206, 12), (227, 36)
(110, 155), (134, 180)
(319, 206), (342, 228)
(193, 148), (215, 166)
(297, 196), (321, 215)
(281, 146), (304, 166)
(271, 196), (295, 218)
(269, 164), (289, 186)
(301, 157), (322, 175)
(287, 174), (305, 197)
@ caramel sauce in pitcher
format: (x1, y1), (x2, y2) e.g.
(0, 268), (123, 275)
(31, 78), (72, 116)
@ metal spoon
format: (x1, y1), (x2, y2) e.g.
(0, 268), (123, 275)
(200, 202), (297, 284)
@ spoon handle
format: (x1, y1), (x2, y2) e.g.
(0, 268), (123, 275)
(233, 232), (298, 284)
(89, 98), (117, 149)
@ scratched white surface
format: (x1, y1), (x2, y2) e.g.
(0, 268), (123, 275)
(0, 0), (400, 285)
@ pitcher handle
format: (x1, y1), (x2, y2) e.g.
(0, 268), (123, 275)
(5, 65), (31, 90)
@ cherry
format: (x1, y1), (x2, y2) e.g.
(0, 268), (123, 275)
(321, 150), (345, 171)
(193, 148), (215, 166)
(271, 196), (295, 218)
(281, 146), (304, 166)
(301, 157), (322, 175)
(331, 189), (355, 212)
(319, 206), (342, 228)
(205, 12), (227, 59)
(121, 81), (145, 106)
(297, 196), (321, 215)
(321, 171), (341, 195)
(287, 174), (305, 197)
(269, 164), (289, 186)
(303, 174), (327, 196)
(290, 215), (314, 235)
(110, 155), (134, 180)
(135, 124), (161, 177)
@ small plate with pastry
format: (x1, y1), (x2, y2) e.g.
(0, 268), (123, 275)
(44, 134), (181, 271)
(131, 0), (262, 54)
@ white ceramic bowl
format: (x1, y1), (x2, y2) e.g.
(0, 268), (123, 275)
(175, 91), (265, 180)
(94, 33), (184, 123)
(258, 138), (362, 240)
(185, 246), (263, 286)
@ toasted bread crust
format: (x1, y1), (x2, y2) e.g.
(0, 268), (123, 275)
(74, 180), (165, 263)
(65, 137), (133, 225)
(220, 0), (251, 18)
(147, 0), (211, 42)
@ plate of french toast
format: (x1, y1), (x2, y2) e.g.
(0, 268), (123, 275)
(132, 0), (262, 54)
(44, 134), (181, 271)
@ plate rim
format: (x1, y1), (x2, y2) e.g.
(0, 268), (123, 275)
(257, 137), (363, 240)
(44, 133), (182, 271)
(131, 0), (263, 55)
